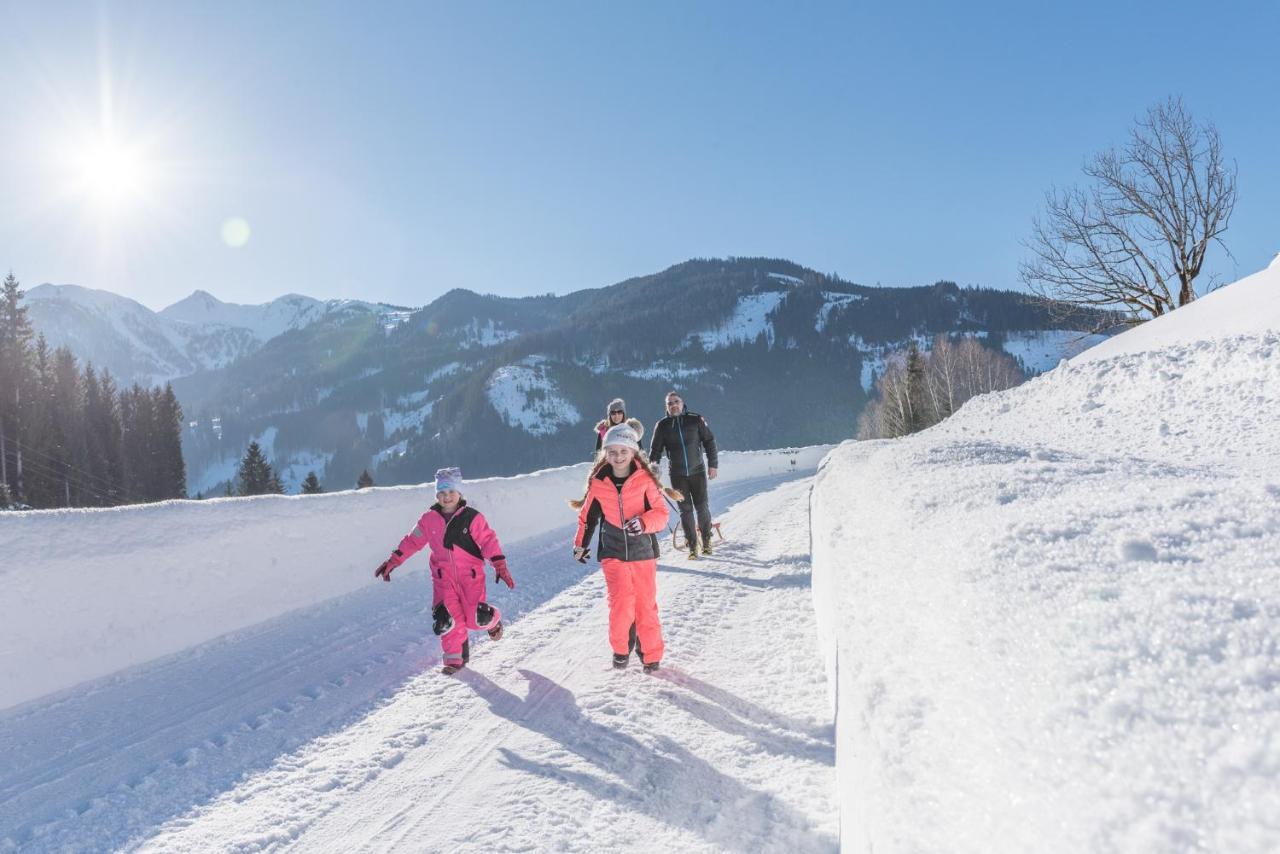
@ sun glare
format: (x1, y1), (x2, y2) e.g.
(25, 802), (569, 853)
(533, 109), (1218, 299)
(68, 137), (151, 210)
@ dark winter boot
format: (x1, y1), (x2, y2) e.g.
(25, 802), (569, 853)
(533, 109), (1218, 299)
(432, 603), (454, 636)
(687, 548), (699, 560)
(612, 653), (630, 670)
(643, 661), (661, 674)
(488, 621), (504, 641)
(441, 662), (465, 675)
(461, 639), (471, 664)
(701, 534), (714, 556)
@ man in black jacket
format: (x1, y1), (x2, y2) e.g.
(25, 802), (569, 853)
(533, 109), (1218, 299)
(649, 390), (718, 559)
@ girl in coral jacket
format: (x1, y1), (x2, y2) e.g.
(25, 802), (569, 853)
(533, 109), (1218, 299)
(571, 421), (682, 673)
(375, 467), (515, 675)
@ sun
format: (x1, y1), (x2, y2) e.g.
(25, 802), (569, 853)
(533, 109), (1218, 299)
(68, 137), (152, 210)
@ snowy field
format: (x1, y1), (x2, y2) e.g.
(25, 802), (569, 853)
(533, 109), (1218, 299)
(813, 257), (1280, 852)
(0, 451), (834, 852)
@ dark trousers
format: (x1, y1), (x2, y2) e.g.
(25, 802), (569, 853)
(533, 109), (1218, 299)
(670, 471), (712, 548)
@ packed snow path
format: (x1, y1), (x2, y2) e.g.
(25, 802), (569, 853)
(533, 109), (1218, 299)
(1, 473), (836, 852)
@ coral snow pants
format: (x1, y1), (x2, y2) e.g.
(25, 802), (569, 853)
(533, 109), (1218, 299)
(434, 571), (500, 667)
(601, 557), (663, 664)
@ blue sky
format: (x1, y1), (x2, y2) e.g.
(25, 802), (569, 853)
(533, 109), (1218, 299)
(1, 1), (1276, 310)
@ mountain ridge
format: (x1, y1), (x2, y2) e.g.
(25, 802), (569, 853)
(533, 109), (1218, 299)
(163, 257), (1116, 494)
(26, 283), (412, 386)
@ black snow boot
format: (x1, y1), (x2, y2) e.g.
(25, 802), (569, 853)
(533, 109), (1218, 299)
(461, 639), (470, 664)
(612, 653), (630, 669)
(643, 661), (661, 674)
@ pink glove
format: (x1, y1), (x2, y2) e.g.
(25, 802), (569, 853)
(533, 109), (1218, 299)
(375, 550), (404, 582)
(492, 557), (515, 589)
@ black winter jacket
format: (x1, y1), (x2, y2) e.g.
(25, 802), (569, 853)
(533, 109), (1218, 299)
(649, 410), (718, 478)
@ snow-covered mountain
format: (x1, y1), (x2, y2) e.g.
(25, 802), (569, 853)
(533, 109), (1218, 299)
(812, 254), (1280, 851)
(26, 284), (411, 387)
(173, 259), (1117, 496)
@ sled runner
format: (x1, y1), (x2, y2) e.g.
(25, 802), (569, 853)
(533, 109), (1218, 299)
(672, 520), (724, 552)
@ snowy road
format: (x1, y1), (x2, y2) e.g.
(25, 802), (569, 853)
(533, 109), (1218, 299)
(1, 473), (836, 852)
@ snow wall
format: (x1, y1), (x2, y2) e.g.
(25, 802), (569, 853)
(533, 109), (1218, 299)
(809, 256), (1280, 852)
(0, 446), (829, 712)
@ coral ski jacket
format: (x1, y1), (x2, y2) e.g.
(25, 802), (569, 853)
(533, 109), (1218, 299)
(391, 500), (505, 583)
(575, 462), (670, 562)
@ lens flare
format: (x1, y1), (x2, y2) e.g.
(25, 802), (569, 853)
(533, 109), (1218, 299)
(221, 217), (251, 248)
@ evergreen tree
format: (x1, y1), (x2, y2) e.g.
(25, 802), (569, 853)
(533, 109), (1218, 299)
(905, 341), (928, 434)
(237, 441), (276, 496)
(120, 385), (157, 502)
(153, 384), (187, 499)
(92, 368), (126, 505)
(0, 272), (34, 502)
(301, 471), (323, 494)
(357, 469), (374, 489)
(20, 336), (58, 507)
(26, 347), (88, 508)
(267, 468), (285, 494)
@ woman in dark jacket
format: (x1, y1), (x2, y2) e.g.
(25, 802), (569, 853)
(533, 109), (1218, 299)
(593, 398), (628, 454)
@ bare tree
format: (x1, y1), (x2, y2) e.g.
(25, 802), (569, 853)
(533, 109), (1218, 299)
(858, 336), (1026, 439)
(1021, 97), (1236, 324)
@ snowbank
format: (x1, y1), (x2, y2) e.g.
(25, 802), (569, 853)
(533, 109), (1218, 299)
(812, 260), (1280, 851)
(0, 446), (827, 712)
(1074, 250), (1280, 364)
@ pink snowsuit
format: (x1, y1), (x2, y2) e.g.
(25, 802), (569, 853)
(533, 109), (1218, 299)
(391, 500), (505, 667)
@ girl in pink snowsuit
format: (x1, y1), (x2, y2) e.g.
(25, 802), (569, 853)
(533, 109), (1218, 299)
(375, 467), (515, 674)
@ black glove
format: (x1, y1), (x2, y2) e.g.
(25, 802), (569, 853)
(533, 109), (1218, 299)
(624, 517), (644, 535)
(375, 550), (404, 582)
(573, 546), (590, 563)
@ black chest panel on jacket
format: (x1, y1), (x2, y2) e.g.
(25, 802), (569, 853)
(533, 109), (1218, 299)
(442, 505), (484, 558)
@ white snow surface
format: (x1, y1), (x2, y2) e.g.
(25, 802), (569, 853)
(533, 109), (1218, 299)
(458, 318), (519, 349)
(276, 450), (335, 493)
(1000, 329), (1110, 373)
(485, 357), (581, 436)
(815, 291), (863, 333)
(1074, 251), (1280, 364)
(0, 447), (833, 852)
(812, 259), (1280, 852)
(690, 291), (786, 350)
(624, 363), (708, 381)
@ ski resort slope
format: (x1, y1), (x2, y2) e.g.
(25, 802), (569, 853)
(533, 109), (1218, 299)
(812, 258), (1280, 852)
(0, 463), (836, 852)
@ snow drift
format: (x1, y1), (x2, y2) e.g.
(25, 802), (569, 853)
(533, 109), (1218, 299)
(812, 258), (1280, 852)
(0, 447), (827, 712)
